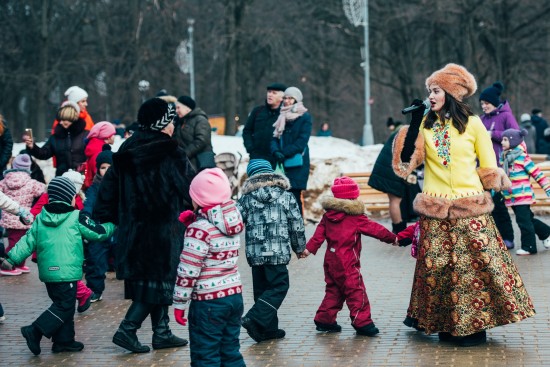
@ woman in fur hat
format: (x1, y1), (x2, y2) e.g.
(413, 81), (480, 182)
(392, 64), (535, 346)
(93, 98), (195, 353)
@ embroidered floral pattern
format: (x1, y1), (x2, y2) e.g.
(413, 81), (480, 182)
(405, 214), (535, 336)
(432, 121), (451, 167)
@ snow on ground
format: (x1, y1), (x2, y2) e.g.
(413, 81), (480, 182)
(14, 135), (383, 222)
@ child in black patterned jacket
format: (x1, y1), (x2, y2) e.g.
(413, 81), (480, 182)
(236, 159), (306, 343)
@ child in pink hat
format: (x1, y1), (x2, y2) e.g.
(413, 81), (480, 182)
(301, 176), (397, 336)
(173, 168), (245, 366)
(83, 121), (116, 189)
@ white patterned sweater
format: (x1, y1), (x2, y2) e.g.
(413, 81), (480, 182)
(173, 200), (244, 310)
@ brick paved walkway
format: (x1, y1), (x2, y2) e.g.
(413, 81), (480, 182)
(1, 218), (549, 366)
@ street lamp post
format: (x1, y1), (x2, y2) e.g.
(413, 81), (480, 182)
(187, 18), (195, 99)
(343, 0), (373, 146)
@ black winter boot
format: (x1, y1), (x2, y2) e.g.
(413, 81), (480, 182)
(112, 302), (152, 353)
(21, 324), (43, 356)
(151, 305), (188, 350)
(459, 330), (486, 347)
(392, 221), (407, 234)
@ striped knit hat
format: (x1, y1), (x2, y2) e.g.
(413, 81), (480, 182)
(247, 159), (273, 177)
(48, 176), (77, 204)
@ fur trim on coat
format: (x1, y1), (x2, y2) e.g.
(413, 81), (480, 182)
(477, 167), (512, 191)
(321, 197), (365, 215)
(241, 172), (290, 194)
(414, 192), (494, 220)
(392, 126), (425, 179)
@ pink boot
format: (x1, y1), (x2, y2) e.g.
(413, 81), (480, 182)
(76, 281), (93, 313)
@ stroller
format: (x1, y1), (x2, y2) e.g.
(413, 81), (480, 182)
(215, 152), (242, 198)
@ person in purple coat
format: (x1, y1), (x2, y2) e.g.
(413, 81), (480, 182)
(479, 81), (518, 250)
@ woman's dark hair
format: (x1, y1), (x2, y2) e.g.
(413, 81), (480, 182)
(423, 93), (473, 134)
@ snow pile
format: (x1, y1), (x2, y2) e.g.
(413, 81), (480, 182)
(14, 135), (383, 222)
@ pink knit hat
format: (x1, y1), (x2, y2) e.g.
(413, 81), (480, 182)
(87, 121), (116, 139)
(189, 168), (232, 208)
(331, 176), (360, 199)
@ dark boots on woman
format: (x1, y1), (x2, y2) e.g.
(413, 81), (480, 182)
(112, 302), (151, 353)
(150, 305), (188, 349)
(459, 330), (486, 347)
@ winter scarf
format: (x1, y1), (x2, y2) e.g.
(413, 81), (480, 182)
(501, 148), (523, 176)
(272, 102), (308, 138)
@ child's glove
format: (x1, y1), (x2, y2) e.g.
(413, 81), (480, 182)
(18, 207), (33, 225)
(0, 257), (14, 271)
(178, 210), (196, 227)
(174, 308), (187, 326)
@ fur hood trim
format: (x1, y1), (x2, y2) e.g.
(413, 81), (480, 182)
(321, 197), (365, 215)
(392, 126), (425, 178)
(477, 167), (512, 191)
(414, 192), (494, 219)
(241, 173), (290, 194)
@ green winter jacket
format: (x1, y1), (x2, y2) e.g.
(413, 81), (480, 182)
(7, 202), (115, 283)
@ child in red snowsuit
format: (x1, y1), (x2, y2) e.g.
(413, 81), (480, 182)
(302, 176), (397, 336)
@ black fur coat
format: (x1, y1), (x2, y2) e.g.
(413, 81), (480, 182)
(94, 130), (195, 281)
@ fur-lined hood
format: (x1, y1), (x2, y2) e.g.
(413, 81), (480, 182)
(321, 197), (365, 222)
(241, 172), (291, 204)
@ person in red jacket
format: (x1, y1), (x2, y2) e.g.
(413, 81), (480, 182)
(301, 176), (398, 336)
(83, 121), (115, 189)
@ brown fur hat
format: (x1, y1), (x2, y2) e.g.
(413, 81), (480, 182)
(425, 63), (477, 101)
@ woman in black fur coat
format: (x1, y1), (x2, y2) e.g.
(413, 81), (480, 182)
(94, 98), (195, 353)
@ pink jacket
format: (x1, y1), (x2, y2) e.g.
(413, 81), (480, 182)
(0, 170), (45, 229)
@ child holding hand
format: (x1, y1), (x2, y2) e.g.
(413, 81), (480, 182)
(302, 176), (397, 336)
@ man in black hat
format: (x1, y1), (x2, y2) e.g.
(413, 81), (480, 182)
(243, 83), (286, 164)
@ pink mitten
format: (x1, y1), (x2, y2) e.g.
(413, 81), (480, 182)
(178, 210), (196, 226)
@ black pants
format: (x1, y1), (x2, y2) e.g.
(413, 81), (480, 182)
(85, 239), (114, 294)
(34, 281), (77, 344)
(492, 192), (515, 241)
(511, 205), (550, 253)
(289, 189), (303, 217)
(245, 264), (289, 333)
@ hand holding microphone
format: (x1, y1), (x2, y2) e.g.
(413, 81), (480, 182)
(401, 98), (430, 115)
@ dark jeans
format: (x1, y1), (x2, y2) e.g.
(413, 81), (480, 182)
(289, 189), (303, 217)
(188, 294), (244, 367)
(34, 281), (77, 344)
(492, 192), (515, 241)
(85, 238), (114, 294)
(511, 204), (550, 253)
(246, 264), (289, 333)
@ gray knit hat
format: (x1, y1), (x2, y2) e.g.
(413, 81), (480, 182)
(48, 176), (77, 204)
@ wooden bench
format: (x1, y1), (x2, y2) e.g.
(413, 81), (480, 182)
(343, 163), (550, 216)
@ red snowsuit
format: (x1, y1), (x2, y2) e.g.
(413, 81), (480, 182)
(306, 198), (396, 328)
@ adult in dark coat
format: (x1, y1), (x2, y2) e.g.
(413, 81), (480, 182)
(24, 102), (89, 177)
(93, 98), (195, 353)
(243, 83), (286, 164)
(0, 115), (13, 180)
(174, 95), (214, 171)
(271, 87), (312, 216)
(368, 118), (420, 233)
(531, 108), (550, 155)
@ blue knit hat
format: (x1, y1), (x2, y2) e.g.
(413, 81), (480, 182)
(247, 159), (273, 177)
(48, 176), (77, 204)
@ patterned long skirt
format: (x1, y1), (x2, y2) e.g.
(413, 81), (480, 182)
(406, 214), (535, 336)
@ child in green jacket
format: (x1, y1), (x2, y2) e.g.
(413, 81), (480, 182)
(0, 177), (115, 355)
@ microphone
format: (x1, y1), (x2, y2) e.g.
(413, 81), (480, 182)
(402, 99), (430, 115)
